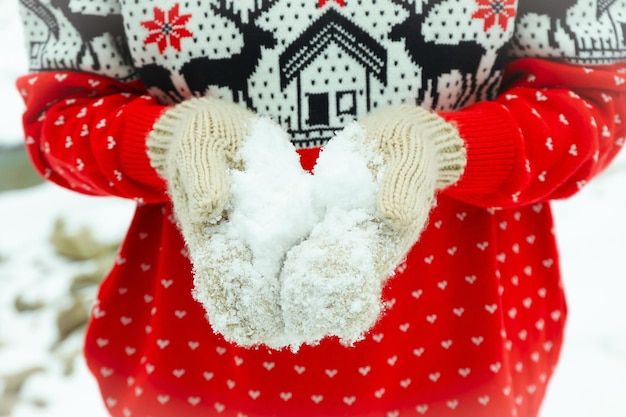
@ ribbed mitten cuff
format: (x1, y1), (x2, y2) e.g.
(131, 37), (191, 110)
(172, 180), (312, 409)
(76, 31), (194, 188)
(146, 98), (205, 177)
(146, 97), (256, 177)
(406, 106), (467, 188)
(363, 105), (467, 189)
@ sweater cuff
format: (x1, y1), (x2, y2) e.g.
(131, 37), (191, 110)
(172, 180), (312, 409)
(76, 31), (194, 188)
(119, 98), (170, 189)
(439, 102), (520, 201)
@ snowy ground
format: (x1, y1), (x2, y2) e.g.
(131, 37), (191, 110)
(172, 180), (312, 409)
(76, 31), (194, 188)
(1, 1), (625, 416)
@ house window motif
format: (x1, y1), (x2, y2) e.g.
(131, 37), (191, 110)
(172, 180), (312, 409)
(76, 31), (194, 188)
(307, 93), (330, 126)
(336, 90), (357, 116)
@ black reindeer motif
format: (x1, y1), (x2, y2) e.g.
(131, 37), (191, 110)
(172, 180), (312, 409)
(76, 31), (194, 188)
(390, 0), (487, 110)
(475, 41), (512, 103)
(49, 0), (128, 71)
(516, 1), (578, 50)
(180, 1), (278, 108)
(137, 64), (184, 104)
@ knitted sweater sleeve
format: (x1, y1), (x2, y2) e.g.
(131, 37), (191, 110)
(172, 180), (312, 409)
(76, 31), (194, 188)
(16, 71), (169, 203)
(440, 58), (626, 208)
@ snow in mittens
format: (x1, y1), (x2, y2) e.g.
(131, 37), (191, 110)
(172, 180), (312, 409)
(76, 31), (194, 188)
(226, 118), (320, 281)
(189, 118), (398, 349)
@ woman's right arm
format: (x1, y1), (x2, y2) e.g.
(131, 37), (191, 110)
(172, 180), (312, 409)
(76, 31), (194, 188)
(16, 0), (170, 203)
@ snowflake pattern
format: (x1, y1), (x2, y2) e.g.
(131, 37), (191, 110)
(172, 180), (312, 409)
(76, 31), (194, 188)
(472, 0), (516, 32)
(141, 4), (193, 54)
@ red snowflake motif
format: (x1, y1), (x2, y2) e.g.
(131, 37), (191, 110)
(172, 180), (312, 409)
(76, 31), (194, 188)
(472, 0), (516, 32)
(318, 0), (345, 7)
(141, 4), (193, 54)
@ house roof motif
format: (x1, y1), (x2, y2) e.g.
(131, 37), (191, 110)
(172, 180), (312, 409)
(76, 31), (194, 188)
(279, 9), (387, 88)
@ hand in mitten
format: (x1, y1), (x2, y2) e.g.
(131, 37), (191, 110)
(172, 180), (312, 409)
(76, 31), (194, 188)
(148, 97), (253, 226)
(358, 104), (467, 250)
(280, 105), (467, 347)
(146, 97), (285, 347)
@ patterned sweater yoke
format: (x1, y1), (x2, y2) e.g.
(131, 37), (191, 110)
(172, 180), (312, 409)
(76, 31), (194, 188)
(18, 0), (626, 146)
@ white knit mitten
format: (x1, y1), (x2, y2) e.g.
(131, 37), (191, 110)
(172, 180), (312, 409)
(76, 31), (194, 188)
(280, 105), (467, 347)
(146, 97), (285, 347)
(360, 104), (466, 251)
(147, 97), (255, 227)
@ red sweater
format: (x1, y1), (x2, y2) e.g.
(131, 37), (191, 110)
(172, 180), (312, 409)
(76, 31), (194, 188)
(17, 59), (626, 417)
(15, 1), (626, 416)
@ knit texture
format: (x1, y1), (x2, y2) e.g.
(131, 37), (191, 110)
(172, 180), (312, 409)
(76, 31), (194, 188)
(147, 97), (256, 224)
(280, 210), (401, 346)
(360, 105), (466, 262)
(190, 230), (285, 347)
(147, 97), (290, 346)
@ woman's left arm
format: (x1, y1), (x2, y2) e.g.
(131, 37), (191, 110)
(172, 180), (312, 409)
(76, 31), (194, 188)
(441, 58), (626, 208)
